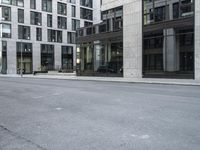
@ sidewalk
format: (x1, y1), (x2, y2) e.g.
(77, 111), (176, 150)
(0, 74), (200, 86)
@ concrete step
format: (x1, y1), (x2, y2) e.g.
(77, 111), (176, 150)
(37, 71), (76, 76)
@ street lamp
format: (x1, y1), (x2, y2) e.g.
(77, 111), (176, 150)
(20, 41), (23, 77)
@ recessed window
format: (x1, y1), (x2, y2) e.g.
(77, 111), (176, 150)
(47, 14), (52, 27)
(30, 11), (42, 26)
(58, 16), (67, 29)
(18, 25), (31, 40)
(18, 9), (24, 23)
(2, 6), (11, 21)
(30, 0), (36, 9)
(36, 28), (42, 41)
(57, 2), (67, 15)
(80, 8), (93, 20)
(48, 29), (62, 43)
(42, 0), (52, 12)
(1, 24), (11, 38)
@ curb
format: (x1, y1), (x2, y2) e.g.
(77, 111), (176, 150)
(0, 75), (200, 86)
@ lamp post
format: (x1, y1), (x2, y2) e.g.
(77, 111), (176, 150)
(20, 41), (23, 77)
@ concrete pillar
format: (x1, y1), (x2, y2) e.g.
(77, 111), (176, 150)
(7, 41), (17, 74)
(33, 43), (41, 71)
(123, 0), (142, 78)
(55, 45), (61, 70)
(163, 28), (178, 72)
(195, 0), (200, 80)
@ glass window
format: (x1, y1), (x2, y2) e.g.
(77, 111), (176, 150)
(42, 0), (52, 12)
(80, 0), (92, 8)
(57, 2), (67, 15)
(143, 0), (194, 79)
(72, 19), (80, 30)
(2, 6), (11, 21)
(48, 29), (62, 43)
(0, 41), (7, 74)
(143, 0), (194, 25)
(1, 24), (11, 38)
(62, 46), (73, 71)
(30, 11), (42, 26)
(18, 9), (24, 23)
(1, 0), (12, 5)
(80, 8), (93, 20)
(18, 25), (31, 40)
(47, 14), (52, 27)
(67, 32), (76, 44)
(41, 44), (54, 71)
(16, 42), (32, 74)
(71, 5), (76, 17)
(30, 0), (36, 9)
(36, 28), (42, 41)
(58, 16), (67, 29)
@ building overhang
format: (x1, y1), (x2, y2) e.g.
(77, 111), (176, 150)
(76, 30), (123, 43)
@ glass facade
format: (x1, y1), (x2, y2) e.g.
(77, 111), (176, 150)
(16, 42), (33, 74)
(76, 7), (123, 77)
(61, 46), (73, 72)
(143, 0), (194, 78)
(0, 41), (7, 74)
(41, 44), (54, 71)
(77, 41), (123, 76)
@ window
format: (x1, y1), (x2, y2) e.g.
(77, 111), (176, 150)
(30, 11), (42, 25)
(71, 5), (76, 17)
(16, 42), (32, 74)
(58, 16), (67, 29)
(2, 0), (24, 7)
(17, 0), (24, 7)
(142, 0), (195, 78)
(42, 0), (52, 12)
(84, 21), (93, 27)
(68, 0), (76, 4)
(18, 9), (24, 23)
(80, 0), (92, 8)
(18, 25), (30, 40)
(1, 24), (11, 38)
(143, 0), (194, 25)
(57, 2), (67, 15)
(62, 46), (73, 70)
(72, 19), (80, 30)
(80, 8), (93, 20)
(48, 29), (62, 43)
(30, 0), (36, 9)
(36, 28), (42, 41)
(41, 44), (54, 71)
(2, 6), (11, 21)
(47, 14), (52, 27)
(67, 32), (76, 44)
(1, 41), (7, 74)
(1, 0), (11, 5)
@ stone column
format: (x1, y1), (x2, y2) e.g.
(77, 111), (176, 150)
(54, 45), (61, 70)
(195, 0), (200, 80)
(32, 43), (41, 71)
(7, 40), (17, 74)
(123, 0), (143, 78)
(163, 28), (178, 72)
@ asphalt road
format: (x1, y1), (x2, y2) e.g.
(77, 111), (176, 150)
(0, 77), (200, 150)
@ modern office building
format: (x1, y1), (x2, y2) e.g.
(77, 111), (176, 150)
(0, 0), (100, 74)
(76, 0), (200, 81)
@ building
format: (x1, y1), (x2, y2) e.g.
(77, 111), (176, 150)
(76, 0), (200, 81)
(0, 0), (100, 74)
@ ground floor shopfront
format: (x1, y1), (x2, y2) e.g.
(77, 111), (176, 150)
(77, 40), (123, 77)
(0, 41), (76, 74)
(76, 0), (200, 81)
